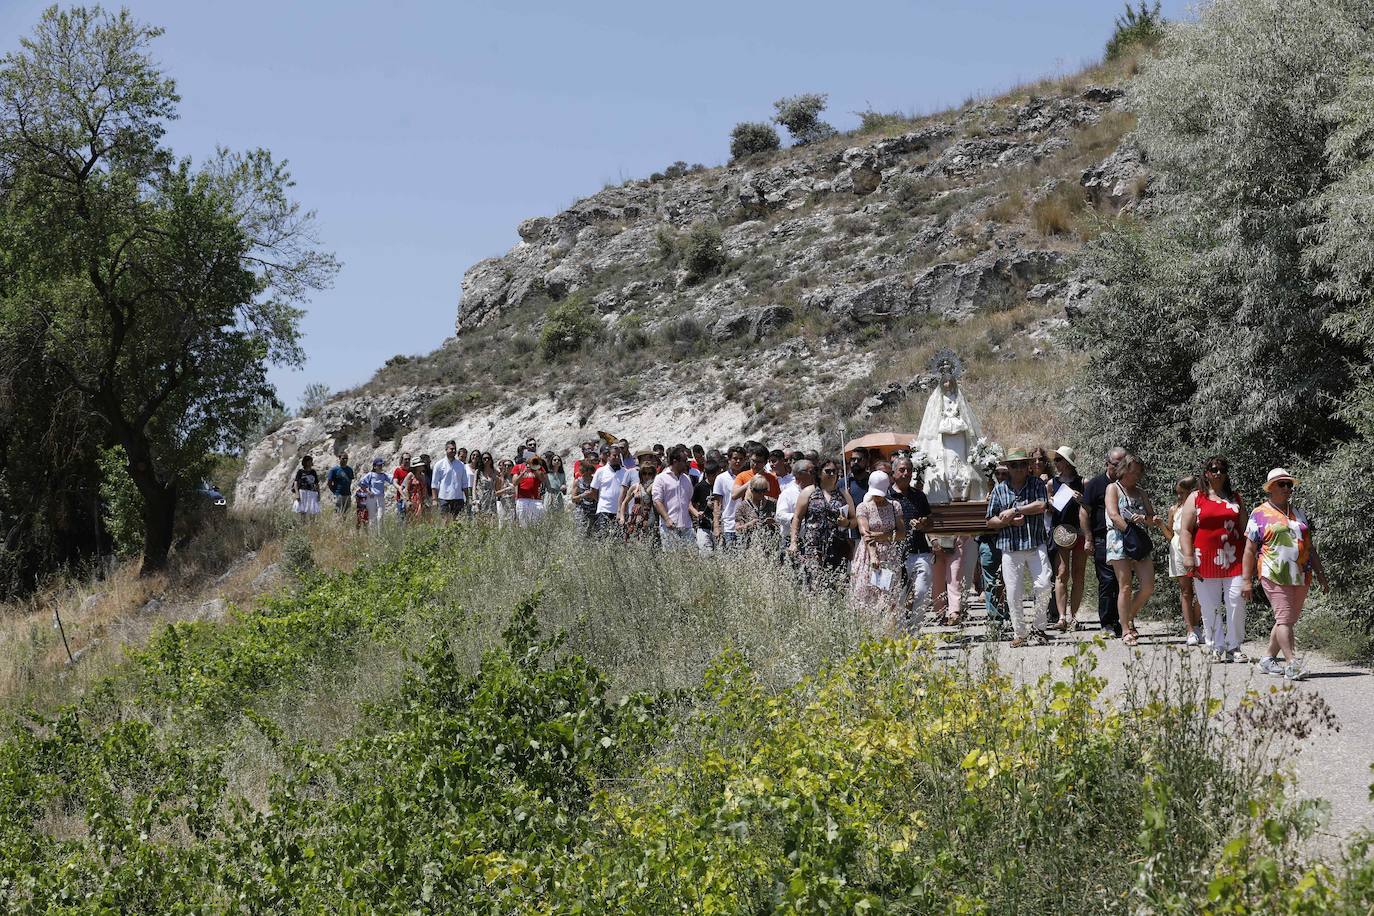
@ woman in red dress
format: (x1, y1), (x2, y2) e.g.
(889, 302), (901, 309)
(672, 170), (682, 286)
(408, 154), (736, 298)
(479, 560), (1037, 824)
(1178, 455), (1247, 662)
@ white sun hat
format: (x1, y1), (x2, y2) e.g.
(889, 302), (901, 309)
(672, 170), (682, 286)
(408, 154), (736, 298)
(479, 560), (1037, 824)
(866, 470), (891, 501)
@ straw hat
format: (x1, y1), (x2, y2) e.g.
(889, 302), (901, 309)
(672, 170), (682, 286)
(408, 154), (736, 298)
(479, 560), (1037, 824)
(1003, 447), (1030, 463)
(1263, 467), (1298, 492)
(1052, 446), (1078, 469)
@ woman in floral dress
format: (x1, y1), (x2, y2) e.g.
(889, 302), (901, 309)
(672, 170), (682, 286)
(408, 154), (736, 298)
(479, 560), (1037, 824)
(1179, 455), (1248, 662)
(789, 459), (856, 586)
(851, 470), (907, 623)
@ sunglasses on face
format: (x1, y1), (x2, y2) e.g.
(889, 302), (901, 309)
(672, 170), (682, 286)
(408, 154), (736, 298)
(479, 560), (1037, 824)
(1207, 466), (1226, 474)
(1008, 461), (1029, 468)
(821, 468), (838, 475)
(1273, 481), (1294, 489)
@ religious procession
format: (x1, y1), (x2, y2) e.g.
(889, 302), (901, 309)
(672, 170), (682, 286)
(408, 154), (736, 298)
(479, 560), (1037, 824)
(291, 352), (1328, 681)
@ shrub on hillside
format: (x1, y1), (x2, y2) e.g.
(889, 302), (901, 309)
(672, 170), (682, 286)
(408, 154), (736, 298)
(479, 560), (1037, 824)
(538, 295), (599, 360)
(1105, 1), (1165, 61)
(855, 108), (908, 134)
(773, 93), (837, 145)
(729, 121), (781, 161)
(682, 223), (726, 283)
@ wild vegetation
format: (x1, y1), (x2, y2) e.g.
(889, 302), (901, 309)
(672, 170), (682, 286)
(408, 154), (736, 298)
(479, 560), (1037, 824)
(1, 517), (1371, 912)
(1071, 0), (1374, 641)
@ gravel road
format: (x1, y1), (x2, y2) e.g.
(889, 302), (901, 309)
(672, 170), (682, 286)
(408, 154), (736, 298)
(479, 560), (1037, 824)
(926, 600), (1373, 851)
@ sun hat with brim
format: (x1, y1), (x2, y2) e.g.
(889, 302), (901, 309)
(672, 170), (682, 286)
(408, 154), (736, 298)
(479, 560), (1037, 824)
(1052, 446), (1078, 469)
(1264, 468), (1298, 491)
(866, 470), (892, 501)
(1003, 447), (1031, 463)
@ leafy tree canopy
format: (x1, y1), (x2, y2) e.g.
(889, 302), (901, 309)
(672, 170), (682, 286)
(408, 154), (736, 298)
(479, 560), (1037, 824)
(0, 5), (338, 573)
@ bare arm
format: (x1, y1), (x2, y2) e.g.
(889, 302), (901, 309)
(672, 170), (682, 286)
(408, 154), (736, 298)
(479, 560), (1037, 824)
(1178, 492), (1199, 569)
(1105, 484), (1125, 532)
(1310, 543), (1329, 590)
(789, 487), (812, 552)
(1240, 538), (1258, 600)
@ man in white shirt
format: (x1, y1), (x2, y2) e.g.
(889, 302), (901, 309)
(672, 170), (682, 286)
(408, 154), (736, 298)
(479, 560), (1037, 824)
(652, 446), (696, 550)
(770, 449), (795, 490)
(712, 445), (746, 549)
(775, 459), (810, 552)
(590, 445), (632, 538)
(431, 440), (471, 519)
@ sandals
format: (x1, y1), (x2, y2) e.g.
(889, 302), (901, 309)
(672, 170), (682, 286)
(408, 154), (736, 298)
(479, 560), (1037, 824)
(1123, 627), (1140, 647)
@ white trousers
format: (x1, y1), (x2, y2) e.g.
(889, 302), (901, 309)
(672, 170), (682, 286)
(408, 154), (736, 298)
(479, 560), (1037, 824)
(366, 494), (384, 530)
(903, 552), (935, 628)
(515, 498), (544, 527)
(1195, 575), (1244, 651)
(695, 528), (716, 554)
(1002, 546), (1052, 639)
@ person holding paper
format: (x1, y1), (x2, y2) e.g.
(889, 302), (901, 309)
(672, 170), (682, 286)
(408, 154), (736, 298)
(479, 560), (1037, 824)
(1050, 447), (1088, 631)
(851, 470), (907, 625)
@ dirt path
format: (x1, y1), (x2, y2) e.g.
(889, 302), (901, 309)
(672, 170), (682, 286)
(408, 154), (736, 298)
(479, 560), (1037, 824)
(927, 602), (1374, 849)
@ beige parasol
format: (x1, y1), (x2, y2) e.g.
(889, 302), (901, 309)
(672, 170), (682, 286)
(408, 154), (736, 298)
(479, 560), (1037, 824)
(842, 432), (919, 459)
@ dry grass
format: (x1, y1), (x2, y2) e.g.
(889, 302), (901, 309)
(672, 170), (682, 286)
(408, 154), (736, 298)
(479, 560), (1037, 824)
(0, 510), (298, 712)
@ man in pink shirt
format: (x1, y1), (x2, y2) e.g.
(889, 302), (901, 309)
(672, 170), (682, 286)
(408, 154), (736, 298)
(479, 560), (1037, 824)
(652, 445), (695, 550)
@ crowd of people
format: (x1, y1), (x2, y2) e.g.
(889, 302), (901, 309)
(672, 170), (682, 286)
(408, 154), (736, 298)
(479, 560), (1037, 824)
(288, 436), (1329, 680)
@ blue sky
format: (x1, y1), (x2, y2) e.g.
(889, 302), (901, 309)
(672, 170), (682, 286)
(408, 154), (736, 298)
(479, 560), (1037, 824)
(0, 1), (1188, 409)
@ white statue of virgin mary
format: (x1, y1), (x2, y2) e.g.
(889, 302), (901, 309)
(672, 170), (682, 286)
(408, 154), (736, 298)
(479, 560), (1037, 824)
(915, 350), (986, 505)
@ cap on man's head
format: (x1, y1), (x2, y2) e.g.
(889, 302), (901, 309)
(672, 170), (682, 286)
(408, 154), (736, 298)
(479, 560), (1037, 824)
(372, 457), (385, 467)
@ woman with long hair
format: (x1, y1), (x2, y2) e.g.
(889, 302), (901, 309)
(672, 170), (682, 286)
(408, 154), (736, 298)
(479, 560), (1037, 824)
(1049, 447), (1088, 631)
(1179, 455), (1248, 662)
(472, 451), (497, 516)
(1105, 454), (1165, 646)
(544, 454), (567, 512)
(1162, 475), (1203, 645)
(790, 458), (856, 584)
(494, 458), (516, 527)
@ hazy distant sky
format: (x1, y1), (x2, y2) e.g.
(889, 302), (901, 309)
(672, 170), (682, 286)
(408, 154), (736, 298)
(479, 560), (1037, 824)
(0, 1), (1189, 409)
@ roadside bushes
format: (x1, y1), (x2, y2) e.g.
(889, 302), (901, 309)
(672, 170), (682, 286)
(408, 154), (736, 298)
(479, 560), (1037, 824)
(0, 521), (1370, 911)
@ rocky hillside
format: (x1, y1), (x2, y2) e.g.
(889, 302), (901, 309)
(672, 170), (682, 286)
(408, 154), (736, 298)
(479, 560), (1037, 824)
(238, 64), (1144, 507)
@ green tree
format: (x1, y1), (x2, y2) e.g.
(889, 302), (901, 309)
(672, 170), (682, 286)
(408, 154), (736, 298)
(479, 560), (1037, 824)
(773, 93), (837, 146)
(299, 382), (331, 414)
(0, 6), (337, 574)
(1071, 0), (1374, 626)
(1104, 2), (1165, 61)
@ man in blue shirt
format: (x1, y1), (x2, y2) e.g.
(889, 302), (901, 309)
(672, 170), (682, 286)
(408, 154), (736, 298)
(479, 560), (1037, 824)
(986, 448), (1052, 647)
(326, 453), (355, 513)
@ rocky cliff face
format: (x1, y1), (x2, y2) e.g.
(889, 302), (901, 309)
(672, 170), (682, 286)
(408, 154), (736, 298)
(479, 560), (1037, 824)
(238, 76), (1144, 508)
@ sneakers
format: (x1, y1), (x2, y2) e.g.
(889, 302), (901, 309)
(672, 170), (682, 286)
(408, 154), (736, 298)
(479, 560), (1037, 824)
(1211, 648), (1229, 664)
(1258, 656), (1285, 677)
(1030, 629), (1055, 646)
(1228, 649), (1251, 664)
(1284, 662), (1307, 681)
(1185, 629), (1200, 647)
